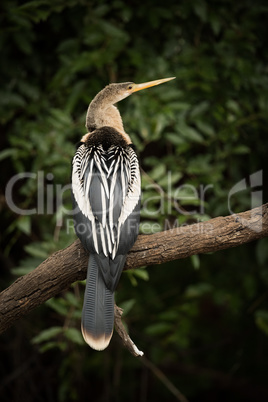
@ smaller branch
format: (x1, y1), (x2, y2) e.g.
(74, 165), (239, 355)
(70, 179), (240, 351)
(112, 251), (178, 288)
(114, 304), (144, 357)
(140, 356), (190, 402)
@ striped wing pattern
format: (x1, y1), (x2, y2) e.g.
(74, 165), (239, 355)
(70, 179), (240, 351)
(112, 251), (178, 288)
(72, 143), (141, 261)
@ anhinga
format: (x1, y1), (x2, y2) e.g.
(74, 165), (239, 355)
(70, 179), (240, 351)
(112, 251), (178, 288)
(71, 77), (175, 350)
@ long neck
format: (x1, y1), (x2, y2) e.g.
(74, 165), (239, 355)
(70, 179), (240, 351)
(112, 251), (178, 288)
(85, 86), (131, 141)
(86, 102), (125, 134)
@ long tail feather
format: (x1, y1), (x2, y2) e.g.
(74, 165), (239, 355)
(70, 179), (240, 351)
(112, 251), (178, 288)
(81, 255), (114, 350)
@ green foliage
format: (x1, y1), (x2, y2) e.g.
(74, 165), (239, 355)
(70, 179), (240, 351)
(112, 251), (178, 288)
(255, 310), (268, 336)
(1, 0), (268, 401)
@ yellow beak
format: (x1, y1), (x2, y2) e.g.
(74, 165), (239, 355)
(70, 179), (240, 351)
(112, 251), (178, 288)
(131, 77), (176, 93)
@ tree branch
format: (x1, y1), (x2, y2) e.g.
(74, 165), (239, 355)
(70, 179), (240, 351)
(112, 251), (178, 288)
(0, 204), (267, 339)
(114, 304), (144, 357)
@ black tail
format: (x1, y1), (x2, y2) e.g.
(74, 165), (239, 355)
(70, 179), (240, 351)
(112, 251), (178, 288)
(81, 255), (114, 350)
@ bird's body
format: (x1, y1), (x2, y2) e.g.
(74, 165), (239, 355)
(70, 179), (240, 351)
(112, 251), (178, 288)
(71, 77), (175, 350)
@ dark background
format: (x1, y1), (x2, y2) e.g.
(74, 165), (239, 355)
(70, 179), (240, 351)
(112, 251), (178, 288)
(1, 0), (268, 401)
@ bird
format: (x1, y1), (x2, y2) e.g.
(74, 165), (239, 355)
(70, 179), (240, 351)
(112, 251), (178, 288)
(71, 77), (175, 350)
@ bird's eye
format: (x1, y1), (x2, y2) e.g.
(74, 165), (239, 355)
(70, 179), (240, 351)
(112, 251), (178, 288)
(128, 85), (133, 90)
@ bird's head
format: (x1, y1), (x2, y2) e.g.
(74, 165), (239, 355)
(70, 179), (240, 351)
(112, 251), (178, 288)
(106, 77), (176, 104)
(86, 76), (175, 135)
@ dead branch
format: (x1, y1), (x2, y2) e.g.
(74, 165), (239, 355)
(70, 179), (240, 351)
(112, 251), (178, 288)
(114, 304), (144, 357)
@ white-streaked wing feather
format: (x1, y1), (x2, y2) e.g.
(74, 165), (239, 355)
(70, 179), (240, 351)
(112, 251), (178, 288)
(72, 146), (94, 221)
(72, 145), (101, 253)
(118, 148), (141, 227)
(109, 156), (120, 228)
(100, 183), (106, 228)
(116, 148), (141, 251)
(72, 144), (140, 258)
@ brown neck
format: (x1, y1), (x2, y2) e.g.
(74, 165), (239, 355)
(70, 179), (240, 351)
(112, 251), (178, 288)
(85, 88), (131, 144)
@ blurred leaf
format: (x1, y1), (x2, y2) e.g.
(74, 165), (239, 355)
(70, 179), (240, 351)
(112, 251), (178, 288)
(177, 122), (204, 143)
(232, 145), (250, 154)
(195, 120), (215, 137)
(24, 244), (48, 258)
(184, 283), (213, 298)
(193, 0), (207, 22)
(255, 310), (268, 336)
(64, 328), (84, 345)
(191, 254), (200, 270)
(256, 238), (268, 265)
(145, 322), (172, 336)
(32, 327), (63, 344)
(0, 148), (18, 161)
(133, 268), (149, 281)
(148, 163), (166, 181)
(120, 299), (136, 316)
(46, 298), (69, 316)
(17, 216), (31, 235)
(190, 101), (210, 118)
